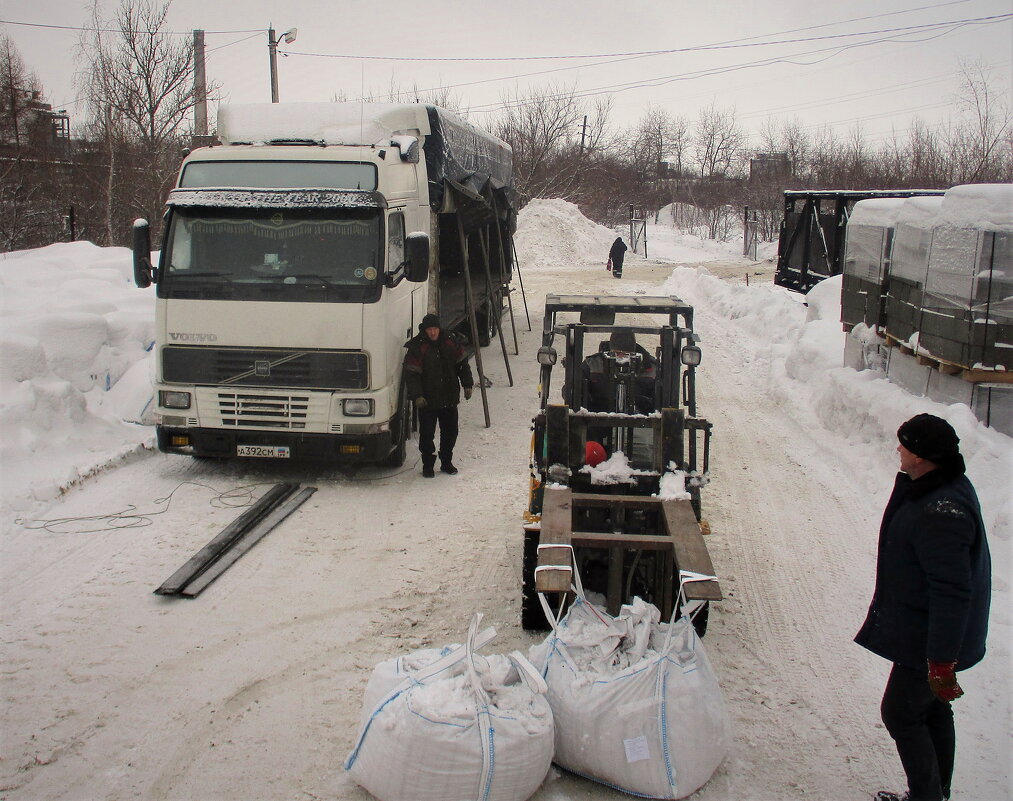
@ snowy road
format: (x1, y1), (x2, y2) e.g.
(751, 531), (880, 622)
(2, 251), (1007, 801)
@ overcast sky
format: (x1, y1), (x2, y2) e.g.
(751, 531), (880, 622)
(2, 0), (1010, 146)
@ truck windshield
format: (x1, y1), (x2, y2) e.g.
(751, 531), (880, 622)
(159, 207), (383, 303)
(179, 161), (377, 190)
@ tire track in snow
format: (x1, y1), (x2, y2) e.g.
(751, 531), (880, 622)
(690, 291), (899, 799)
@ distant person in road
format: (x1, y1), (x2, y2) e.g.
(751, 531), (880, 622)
(856, 414), (991, 801)
(404, 314), (475, 477)
(608, 237), (627, 278)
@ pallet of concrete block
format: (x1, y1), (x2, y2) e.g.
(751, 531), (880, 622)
(530, 594), (728, 800)
(842, 197), (909, 332)
(916, 184), (1013, 374)
(344, 615), (554, 801)
(882, 194), (946, 347)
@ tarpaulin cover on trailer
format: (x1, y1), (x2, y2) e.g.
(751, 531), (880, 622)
(440, 175), (514, 234)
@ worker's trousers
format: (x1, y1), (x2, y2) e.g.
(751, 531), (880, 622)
(417, 406), (459, 468)
(881, 663), (954, 801)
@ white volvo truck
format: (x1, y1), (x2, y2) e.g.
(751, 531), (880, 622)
(133, 103), (514, 465)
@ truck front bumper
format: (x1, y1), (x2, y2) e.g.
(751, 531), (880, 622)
(156, 426), (397, 462)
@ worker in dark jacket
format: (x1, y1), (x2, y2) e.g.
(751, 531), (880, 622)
(403, 314), (474, 477)
(856, 414), (991, 801)
(608, 237), (627, 278)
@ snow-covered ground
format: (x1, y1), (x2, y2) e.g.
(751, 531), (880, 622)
(1, 200), (1009, 800)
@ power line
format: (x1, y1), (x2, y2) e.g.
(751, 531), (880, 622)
(457, 17), (1008, 113)
(0, 18), (262, 35)
(286, 13), (1011, 63)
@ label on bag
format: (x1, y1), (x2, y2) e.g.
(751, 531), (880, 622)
(623, 735), (651, 763)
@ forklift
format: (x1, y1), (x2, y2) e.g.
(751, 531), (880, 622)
(521, 295), (721, 632)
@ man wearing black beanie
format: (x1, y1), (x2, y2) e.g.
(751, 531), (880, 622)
(403, 314), (474, 477)
(856, 414), (991, 801)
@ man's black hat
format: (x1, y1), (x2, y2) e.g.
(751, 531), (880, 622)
(897, 413), (963, 469)
(419, 313), (441, 332)
(608, 328), (637, 353)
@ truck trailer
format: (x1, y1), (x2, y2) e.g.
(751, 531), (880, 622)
(133, 103), (515, 465)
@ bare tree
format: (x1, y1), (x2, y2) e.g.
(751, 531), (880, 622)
(0, 35), (67, 250)
(79, 0), (211, 244)
(949, 60), (1012, 183)
(692, 103), (745, 178)
(491, 83), (585, 202)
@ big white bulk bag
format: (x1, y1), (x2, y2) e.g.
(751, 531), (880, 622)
(345, 615), (554, 801)
(532, 594), (728, 800)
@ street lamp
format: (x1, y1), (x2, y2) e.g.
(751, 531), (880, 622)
(268, 26), (298, 103)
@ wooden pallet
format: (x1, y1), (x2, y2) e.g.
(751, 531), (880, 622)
(535, 486), (721, 620)
(882, 335), (1012, 384)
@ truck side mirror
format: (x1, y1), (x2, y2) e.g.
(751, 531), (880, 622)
(405, 232), (430, 283)
(132, 219), (154, 288)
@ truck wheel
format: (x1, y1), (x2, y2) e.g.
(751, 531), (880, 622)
(381, 384), (410, 468)
(478, 297), (500, 347)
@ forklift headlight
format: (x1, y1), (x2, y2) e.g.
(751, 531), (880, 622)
(536, 346), (558, 366)
(342, 398), (374, 417)
(159, 390), (191, 409)
(680, 345), (702, 366)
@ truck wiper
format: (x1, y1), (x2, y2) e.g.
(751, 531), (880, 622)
(288, 274), (339, 289)
(170, 271), (227, 279)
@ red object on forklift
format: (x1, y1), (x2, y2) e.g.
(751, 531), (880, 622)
(585, 441), (606, 467)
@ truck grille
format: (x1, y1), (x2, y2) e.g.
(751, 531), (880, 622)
(195, 388), (330, 430)
(162, 346), (368, 389)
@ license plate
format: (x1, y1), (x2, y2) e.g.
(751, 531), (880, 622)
(237, 445), (290, 458)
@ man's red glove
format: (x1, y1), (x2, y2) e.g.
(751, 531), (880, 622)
(927, 661), (963, 702)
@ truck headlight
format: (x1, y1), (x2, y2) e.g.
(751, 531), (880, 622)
(680, 346), (702, 366)
(342, 398), (374, 417)
(159, 390), (192, 409)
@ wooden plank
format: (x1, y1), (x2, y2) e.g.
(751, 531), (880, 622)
(535, 487), (573, 592)
(155, 483), (296, 595)
(572, 493), (666, 509)
(661, 498), (722, 602)
(179, 487), (317, 597)
(961, 368), (1013, 384)
(572, 531), (675, 550)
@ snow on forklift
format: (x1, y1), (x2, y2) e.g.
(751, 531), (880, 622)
(521, 295), (721, 633)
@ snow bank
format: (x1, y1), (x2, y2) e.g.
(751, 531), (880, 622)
(0, 243), (155, 515)
(513, 199), (618, 269)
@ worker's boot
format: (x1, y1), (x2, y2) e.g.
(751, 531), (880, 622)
(421, 457), (436, 478)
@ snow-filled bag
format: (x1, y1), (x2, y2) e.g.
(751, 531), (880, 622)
(344, 614), (554, 801)
(531, 586), (728, 800)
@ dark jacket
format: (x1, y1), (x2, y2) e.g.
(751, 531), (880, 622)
(404, 330), (474, 409)
(609, 237), (627, 266)
(855, 469), (991, 671)
(580, 344), (657, 414)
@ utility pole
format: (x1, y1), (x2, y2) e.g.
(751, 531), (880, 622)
(579, 114), (588, 155)
(268, 27), (280, 103)
(268, 26), (297, 103)
(193, 30), (208, 136)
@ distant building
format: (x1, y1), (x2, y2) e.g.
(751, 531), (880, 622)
(1, 90), (70, 157)
(749, 152), (790, 183)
